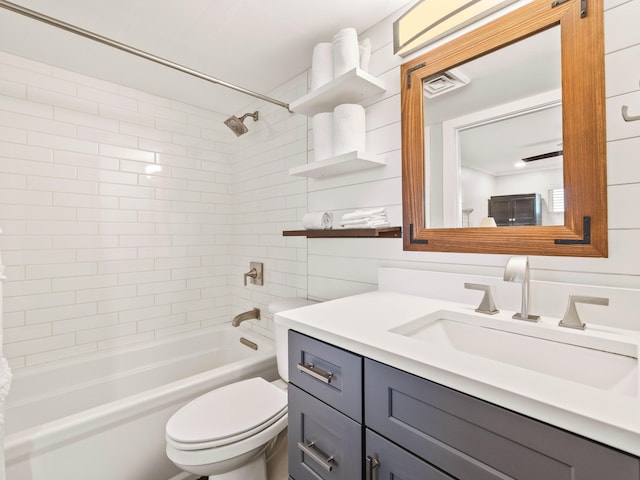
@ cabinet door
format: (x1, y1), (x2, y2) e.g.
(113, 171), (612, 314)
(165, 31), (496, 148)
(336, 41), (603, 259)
(366, 429), (455, 480)
(487, 196), (512, 225)
(365, 359), (640, 480)
(511, 194), (541, 225)
(288, 330), (362, 422)
(288, 384), (362, 480)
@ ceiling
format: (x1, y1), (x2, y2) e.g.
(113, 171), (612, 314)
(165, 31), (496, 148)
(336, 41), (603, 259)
(0, 0), (411, 114)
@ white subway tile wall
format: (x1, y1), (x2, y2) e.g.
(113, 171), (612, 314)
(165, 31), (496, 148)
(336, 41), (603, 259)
(229, 74), (310, 339)
(0, 51), (242, 369)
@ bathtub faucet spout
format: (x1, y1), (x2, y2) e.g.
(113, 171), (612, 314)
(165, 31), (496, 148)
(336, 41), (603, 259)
(232, 308), (260, 327)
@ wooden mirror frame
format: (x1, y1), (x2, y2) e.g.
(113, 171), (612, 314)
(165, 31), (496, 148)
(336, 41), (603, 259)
(401, 0), (607, 257)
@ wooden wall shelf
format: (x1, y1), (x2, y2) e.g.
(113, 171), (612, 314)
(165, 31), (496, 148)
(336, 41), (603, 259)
(283, 227), (401, 238)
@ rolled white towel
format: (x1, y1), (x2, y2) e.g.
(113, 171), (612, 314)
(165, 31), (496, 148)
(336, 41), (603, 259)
(311, 42), (334, 90)
(333, 27), (360, 77)
(302, 212), (333, 230)
(333, 104), (366, 156)
(312, 112), (334, 161)
(359, 38), (372, 72)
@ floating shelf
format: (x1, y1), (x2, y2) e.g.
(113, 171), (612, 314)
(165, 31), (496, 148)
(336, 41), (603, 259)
(283, 227), (401, 238)
(289, 150), (385, 178)
(290, 68), (386, 116)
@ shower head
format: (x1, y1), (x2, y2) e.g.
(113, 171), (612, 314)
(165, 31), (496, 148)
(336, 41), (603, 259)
(224, 111), (259, 137)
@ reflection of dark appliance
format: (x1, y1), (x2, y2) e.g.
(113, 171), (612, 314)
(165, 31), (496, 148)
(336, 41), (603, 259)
(488, 193), (541, 226)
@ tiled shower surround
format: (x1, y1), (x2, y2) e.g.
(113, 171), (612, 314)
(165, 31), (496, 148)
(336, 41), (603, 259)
(0, 51), (308, 369)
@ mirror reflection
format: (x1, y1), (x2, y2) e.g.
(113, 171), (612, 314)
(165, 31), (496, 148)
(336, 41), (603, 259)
(424, 25), (562, 228)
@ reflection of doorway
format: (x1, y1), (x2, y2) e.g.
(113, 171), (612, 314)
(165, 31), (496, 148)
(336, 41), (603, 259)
(441, 90), (563, 227)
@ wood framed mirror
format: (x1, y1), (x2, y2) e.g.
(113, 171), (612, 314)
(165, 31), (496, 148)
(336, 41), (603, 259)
(401, 0), (607, 257)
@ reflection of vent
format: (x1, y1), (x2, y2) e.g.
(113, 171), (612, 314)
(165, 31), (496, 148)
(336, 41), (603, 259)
(522, 150), (563, 162)
(423, 68), (470, 98)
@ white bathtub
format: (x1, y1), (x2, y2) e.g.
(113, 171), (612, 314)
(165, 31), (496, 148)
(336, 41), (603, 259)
(4, 326), (278, 480)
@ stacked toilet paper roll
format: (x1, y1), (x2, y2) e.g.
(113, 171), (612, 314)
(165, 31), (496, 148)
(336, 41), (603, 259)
(333, 104), (366, 156)
(333, 27), (360, 78)
(312, 112), (334, 161)
(311, 43), (334, 90)
(312, 104), (366, 161)
(310, 27), (372, 91)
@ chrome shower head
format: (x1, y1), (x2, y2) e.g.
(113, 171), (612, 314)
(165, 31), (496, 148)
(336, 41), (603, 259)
(224, 111), (259, 137)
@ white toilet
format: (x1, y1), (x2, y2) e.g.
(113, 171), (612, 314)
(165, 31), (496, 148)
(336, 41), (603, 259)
(165, 298), (315, 480)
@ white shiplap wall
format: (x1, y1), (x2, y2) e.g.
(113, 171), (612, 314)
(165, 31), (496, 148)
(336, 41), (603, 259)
(304, 0), (640, 309)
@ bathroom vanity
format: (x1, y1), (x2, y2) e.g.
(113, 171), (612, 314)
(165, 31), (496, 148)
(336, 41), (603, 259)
(277, 288), (640, 480)
(287, 330), (638, 479)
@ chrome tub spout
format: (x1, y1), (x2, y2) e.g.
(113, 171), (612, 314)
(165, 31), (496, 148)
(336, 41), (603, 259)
(232, 308), (260, 327)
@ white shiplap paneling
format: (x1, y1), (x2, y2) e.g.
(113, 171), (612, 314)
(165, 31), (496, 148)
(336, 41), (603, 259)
(302, 2), (640, 328)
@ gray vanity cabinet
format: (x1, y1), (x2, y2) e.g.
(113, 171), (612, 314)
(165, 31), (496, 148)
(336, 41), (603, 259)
(287, 330), (363, 480)
(365, 429), (455, 479)
(287, 329), (362, 422)
(288, 384), (362, 480)
(365, 358), (640, 480)
(287, 331), (640, 480)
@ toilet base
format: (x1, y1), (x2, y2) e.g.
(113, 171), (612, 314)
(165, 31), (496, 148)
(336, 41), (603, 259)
(206, 451), (267, 480)
(170, 444), (268, 480)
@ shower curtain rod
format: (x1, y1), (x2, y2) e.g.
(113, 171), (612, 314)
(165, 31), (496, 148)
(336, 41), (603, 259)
(0, 0), (292, 112)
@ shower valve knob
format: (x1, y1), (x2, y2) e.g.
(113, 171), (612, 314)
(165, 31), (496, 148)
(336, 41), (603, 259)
(243, 262), (263, 286)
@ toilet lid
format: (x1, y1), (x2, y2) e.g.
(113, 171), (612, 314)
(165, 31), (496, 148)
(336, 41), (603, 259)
(166, 377), (287, 445)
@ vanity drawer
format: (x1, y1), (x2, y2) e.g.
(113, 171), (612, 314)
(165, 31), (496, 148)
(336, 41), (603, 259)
(366, 428), (455, 480)
(288, 330), (362, 422)
(365, 359), (640, 480)
(288, 384), (362, 480)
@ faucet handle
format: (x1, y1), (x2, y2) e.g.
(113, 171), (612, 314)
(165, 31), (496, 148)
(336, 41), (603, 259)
(243, 268), (258, 286)
(243, 262), (264, 286)
(559, 295), (609, 330)
(464, 283), (499, 315)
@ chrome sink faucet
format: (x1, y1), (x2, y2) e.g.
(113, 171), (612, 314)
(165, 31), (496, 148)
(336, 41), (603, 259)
(503, 256), (540, 322)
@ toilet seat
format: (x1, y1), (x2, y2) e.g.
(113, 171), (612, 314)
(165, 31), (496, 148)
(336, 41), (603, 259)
(166, 377), (287, 451)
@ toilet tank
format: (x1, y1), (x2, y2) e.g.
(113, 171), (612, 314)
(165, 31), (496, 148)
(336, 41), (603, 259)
(269, 298), (318, 383)
(274, 319), (289, 382)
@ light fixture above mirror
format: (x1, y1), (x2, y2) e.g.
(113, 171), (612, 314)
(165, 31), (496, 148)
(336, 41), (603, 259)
(401, 0), (607, 257)
(393, 0), (521, 57)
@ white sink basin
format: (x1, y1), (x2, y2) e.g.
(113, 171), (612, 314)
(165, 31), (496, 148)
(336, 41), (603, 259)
(390, 310), (639, 397)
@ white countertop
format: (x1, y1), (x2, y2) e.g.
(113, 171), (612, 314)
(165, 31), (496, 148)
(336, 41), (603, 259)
(275, 290), (640, 457)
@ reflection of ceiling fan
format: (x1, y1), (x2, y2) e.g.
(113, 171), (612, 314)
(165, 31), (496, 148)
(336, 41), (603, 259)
(521, 150), (563, 162)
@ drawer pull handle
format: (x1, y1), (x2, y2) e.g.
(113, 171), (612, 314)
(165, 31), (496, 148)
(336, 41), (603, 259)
(298, 441), (335, 472)
(365, 455), (380, 480)
(296, 362), (333, 384)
